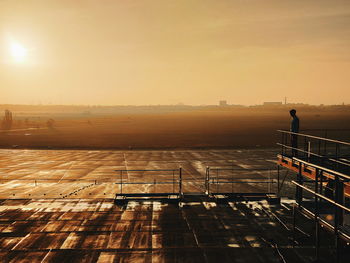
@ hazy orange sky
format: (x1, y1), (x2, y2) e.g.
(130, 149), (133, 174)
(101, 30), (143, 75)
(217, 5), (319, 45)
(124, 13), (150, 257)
(1, 0), (350, 105)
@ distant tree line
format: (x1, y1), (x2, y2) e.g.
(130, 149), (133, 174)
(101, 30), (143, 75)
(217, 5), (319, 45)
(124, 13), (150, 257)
(2, 110), (12, 130)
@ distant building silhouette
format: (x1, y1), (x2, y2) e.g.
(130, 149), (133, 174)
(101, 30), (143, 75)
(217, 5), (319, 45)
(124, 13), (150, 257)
(219, 100), (228, 106)
(263, 102), (282, 106)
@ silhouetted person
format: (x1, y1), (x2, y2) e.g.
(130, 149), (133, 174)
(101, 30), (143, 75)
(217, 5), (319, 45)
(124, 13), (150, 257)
(290, 109), (299, 157)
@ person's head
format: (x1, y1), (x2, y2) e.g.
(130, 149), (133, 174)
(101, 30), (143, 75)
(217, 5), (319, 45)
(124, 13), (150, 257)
(289, 109), (296, 117)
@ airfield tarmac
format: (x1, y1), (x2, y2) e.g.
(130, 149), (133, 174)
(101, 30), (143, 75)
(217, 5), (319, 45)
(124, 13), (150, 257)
(0, 149), (279, 199)
(0, 149), (347, 262)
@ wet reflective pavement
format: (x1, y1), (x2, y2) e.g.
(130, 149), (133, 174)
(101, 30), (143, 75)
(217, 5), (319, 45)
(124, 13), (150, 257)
(0, 149), (344, 262)
(0, 149), (277, 199)
(0, 198), (337, 263)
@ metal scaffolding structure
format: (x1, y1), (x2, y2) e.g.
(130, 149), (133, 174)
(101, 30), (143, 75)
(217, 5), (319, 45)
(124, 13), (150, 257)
(277, 130), (350, 262)
(114, 168), (183, 203)
(114, 166), (279, 204)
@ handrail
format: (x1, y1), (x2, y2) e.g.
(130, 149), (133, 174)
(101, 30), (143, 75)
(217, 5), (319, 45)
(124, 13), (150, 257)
(210, 181), (275, 184)
(293, 157), (350, 181)
(206, 166), (276, 195)
(292, 181), (350, 213)
(301, 128), (350, 132)
(115, 181), (177, 185)
(277, 129), (350, 146)
(277, 143), (323, 157)
(114, 169), (177, 172)
(0, 178), (111, 182)
(208, 168), (276, 171)
(115, 168), (182, 196)
(277, 143), (350, 167)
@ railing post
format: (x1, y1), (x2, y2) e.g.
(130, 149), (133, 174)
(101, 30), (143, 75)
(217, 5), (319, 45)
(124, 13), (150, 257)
(179, 167), (182, 197)
(120, 170), (123, 195)
(319, 170), (323, 195)
(314, 168), (320, 261)
(296, 163), (303, 205)
(205, 166), (209, 195)
(216, 169), (219, 193)
(334, 175), (344, 226)
(334, 174), (342, 263)
(277, 165), (280, 195)
(172, 170), (175, 194)
(231, 167), (234, 193)
(292, 203), (296, 248)
(318, 138), (321, 156)
(268, 169), (271, 193)
(335, 143), (339, 171)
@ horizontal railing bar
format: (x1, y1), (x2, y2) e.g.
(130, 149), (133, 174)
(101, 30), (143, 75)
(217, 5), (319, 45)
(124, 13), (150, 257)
(293, 158), (350, 180)
(299, 206), (350, 241)
(117, 179), (216, 183)
(327, 158), (350, 167)
(0, 179), (110, 181)
(301, 128), (350, 132)
(114, 169), (178, 172)
(277, 143), (322, 157)
(0, 179), (278, 184)
(278, 143), (350, 168)
(292, 181), (350, 213)
(209, 177), (274, 180)
(209, 168), (277, 171)
(300, 179), (336, 183)
(277, 129), (350, 146)
(209, 181), (276, 184)
(115, 182), (177, 185)
(116, 193), (179, 197)
(277, 143), (350, 159)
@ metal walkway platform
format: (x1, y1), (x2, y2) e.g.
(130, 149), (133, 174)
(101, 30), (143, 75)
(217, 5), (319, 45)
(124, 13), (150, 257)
(277, 130), (350, 262)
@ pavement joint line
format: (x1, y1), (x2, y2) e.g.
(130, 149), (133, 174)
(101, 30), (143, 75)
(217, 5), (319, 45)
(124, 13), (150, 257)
(10, 233), (30, 250)
(40, 248), (52, 263)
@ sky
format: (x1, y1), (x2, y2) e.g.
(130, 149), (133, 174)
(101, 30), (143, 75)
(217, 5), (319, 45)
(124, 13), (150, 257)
(1, 0), (350, 105)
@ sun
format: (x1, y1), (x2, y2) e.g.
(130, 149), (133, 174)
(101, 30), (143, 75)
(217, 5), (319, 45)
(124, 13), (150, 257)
(9, 41), (27, 63)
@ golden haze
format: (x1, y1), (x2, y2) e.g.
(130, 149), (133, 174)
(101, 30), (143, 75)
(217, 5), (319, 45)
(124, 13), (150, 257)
(1, 0), (350, 105)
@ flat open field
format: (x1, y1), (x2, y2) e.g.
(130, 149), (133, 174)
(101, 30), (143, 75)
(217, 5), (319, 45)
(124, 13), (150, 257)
(1, 106), (350, 149)
(0, 149), (342, 263)
(0, 149), (344, 263)
(0, 150), (348, 262)
(0, 149), (279, 199)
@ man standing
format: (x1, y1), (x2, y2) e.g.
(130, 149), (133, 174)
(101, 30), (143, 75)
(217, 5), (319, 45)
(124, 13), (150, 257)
(290, 109), (299, 157)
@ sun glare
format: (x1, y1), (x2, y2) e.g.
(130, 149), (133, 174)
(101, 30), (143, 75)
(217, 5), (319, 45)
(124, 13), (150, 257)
(9, 41), (27, 62)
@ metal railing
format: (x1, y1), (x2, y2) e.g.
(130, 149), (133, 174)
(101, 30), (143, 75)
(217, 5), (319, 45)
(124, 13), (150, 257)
(0, 178), (112, 186)
(205, 167), (277, 195)
(291, 157), (350, 262)
(301, 129), (350, 141)
(277, 130), (350, 173)
(115, 168), (182, 197)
